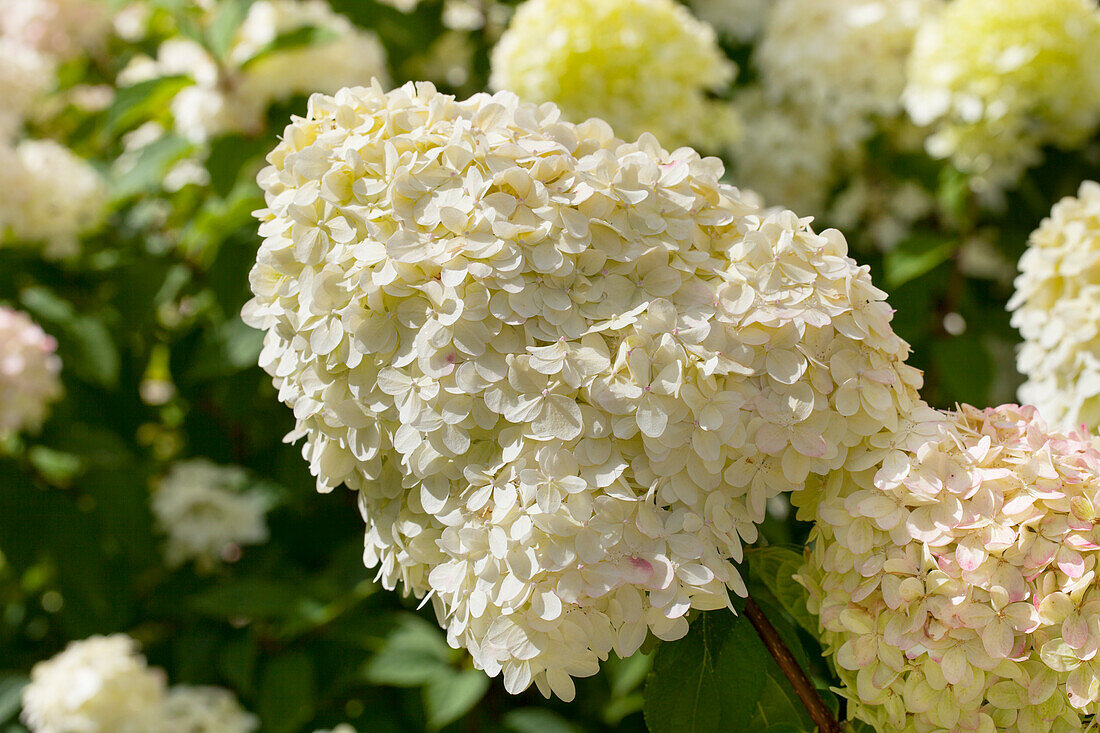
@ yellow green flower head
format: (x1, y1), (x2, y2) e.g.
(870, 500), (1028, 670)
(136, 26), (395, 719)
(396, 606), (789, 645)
(804, 403), (1100, 732)
(489, 0), (737, 149)
(904, 0), (1100, 189)
(1010, 181), (1100, 430)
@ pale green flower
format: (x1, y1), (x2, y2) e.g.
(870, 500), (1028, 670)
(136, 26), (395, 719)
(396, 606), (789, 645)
(489, 0), (737, 148)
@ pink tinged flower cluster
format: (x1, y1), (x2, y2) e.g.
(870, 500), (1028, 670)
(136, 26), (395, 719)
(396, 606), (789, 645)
(0, 306), (62, 436)
(242, 81), (922, 700)
(803, 403), (1100, 732)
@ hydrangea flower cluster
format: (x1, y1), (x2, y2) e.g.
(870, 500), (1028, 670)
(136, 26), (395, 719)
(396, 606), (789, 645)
(243, 81), (924, 698)
(0, 37), (53, 138)
(22, 635), (257, 733)
(151, 459), (272, 568)
(904, 0), (1100, 190)
(1, 139), (107, 258)
(21, 635), (168, 733)
(489, 0), (737, 149)
(0, 0), (111, 60)
(1009, 182), (1100, 431)
(755, 0), (939, 149)
(120, 0), (388, 143)
(0, 306), (62, 437)
(803, 403), (1100, 732)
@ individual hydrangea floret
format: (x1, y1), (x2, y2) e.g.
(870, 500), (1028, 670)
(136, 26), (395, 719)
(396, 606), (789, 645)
(119, 0), (388, 143)
(803, 403), (1100, 732)
(756, 0), (940, 150)
(1010, 181), (1100, 430)
(151, 459), (272, 568)
(489, 0), (738, 149)
(159, 686), (259, 733)
(0, 306), (62, 437)
(243, 80), (923, 699)
(1, 139), (107, 258)
(21, 635), (167, 733)
(904, 0), (1100, 191)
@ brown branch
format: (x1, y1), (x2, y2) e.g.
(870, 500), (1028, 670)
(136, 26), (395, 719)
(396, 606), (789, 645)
(744, 597), (841, 733)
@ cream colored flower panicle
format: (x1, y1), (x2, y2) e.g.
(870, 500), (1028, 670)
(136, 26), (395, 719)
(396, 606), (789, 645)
(904, 0), (1100, 190)
(159, 686), (259, 733)
(0, 38), (53, 139)
(1010, 182), (1100, 431)
(243, 81), (922, 700)
(0, 306), (61, 437)
(21, 635), (167, 733)
(489, 0), (737, 149)
(1, 139), (107, 258)
(1, 0), (112, 59)
(803, 403), (1100, 732)
(756, 0), (939, 149)
(151, 459), (272, 568)
(120, 0), (387, 143)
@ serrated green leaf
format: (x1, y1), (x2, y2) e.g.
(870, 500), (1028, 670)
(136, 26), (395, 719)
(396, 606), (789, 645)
(258, 652), (316, 733)
(423, 669), (490, 730)
(643, 612), (768, 733)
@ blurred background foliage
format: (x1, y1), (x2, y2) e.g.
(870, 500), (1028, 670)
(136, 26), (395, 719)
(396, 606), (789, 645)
(2, 1), (1099, 731)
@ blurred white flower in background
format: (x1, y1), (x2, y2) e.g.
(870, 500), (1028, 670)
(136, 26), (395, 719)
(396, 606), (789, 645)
(313, 726), (356, 733)
(0, 0), (111, 60)
(0, 37), (54, 139)
(120, 0), (388, 143)
(159, 686), (259, 733)
(244, 81), (923, 700)
(756, 0), (940, 150)
(1, 139), (107, 258)
(904, 0), (1100, 193)
(490, 0), (738, 148)
(0, 306), (62, 437)
(1010, 181), (1100, 430)
(152, 459), (272, 568)
(21, 635), (167, 733)
(803, 403), (1100, 732)
(687, 0), (771, 42)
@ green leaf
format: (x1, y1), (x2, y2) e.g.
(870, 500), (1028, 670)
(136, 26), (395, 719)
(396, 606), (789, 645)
(19, 287), (120, 389)
(748, 547), (817, 636)
(643, 612), (768, 733)
(884, 233), (956, 288)
(219, 637), (259, 695)
(111, 134), (195, 200)
(206, 0), (255, 59)
(749, 673), (814, 732)
(189, 579), (304, 620)
(105, 76), (193, 135)
(363, 613), (457, 687)
(240, 25), (340, 69)
(258, 652), (316, 733)
(422, 669), (490, 730)
(502, 708), (581, 733)
(0, 674), (28, 724)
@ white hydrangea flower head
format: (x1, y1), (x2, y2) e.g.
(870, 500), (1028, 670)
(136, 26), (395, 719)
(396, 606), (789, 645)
(1, 138), (107, 258)
(687, 0), (771, 42)
(21, 634), (167, 733)
(0, 0), (112, 60)
(0, 306), (62, 437)
(1009, 181), (1100, 430)
(152, 459), (272, 568)
(756, 0), (940, 149)
(158, 686), (259, 733)
(489, 0), (737, 149)
(904, 0), (1100, 190)
(244, 81), (924, 698)
(803, 403), (1100, 732)
(0, 38), (53, 139)
(122, 0), (388, 143)
(731, 91), (842, 217)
